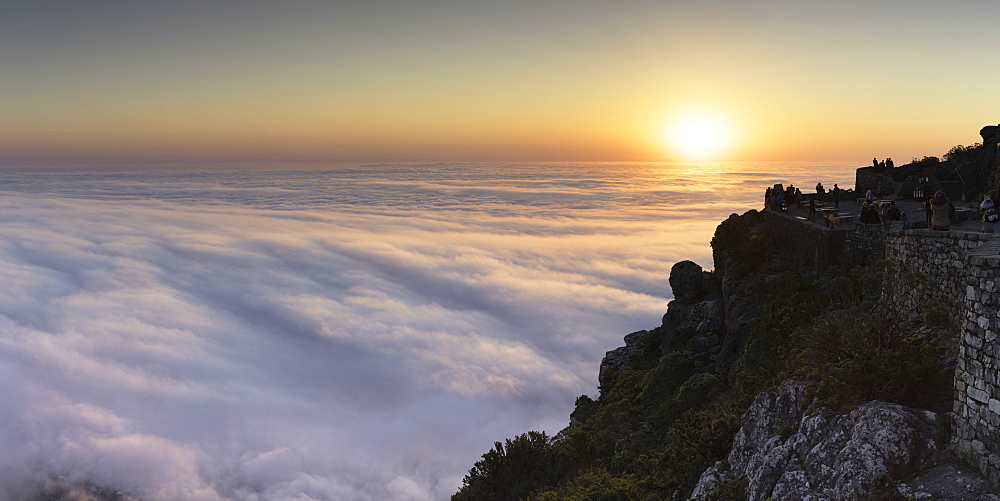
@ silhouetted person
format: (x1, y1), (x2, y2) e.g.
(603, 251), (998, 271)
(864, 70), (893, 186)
(924, 191), (934, 226)
(860, 201), (881, 224)
(887, 201), (901, 221)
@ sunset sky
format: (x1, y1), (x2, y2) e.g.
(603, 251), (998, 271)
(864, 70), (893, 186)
(3, 0), (999, 166)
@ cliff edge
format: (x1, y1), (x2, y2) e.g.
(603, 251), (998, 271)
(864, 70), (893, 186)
(455, 209), (998, 500)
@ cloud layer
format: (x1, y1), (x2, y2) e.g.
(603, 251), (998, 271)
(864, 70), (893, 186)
(0, 163), (856, 499)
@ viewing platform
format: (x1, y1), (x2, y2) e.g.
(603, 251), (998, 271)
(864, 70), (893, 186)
(759, 181), (994, 272)
(764, 189), (986, 233)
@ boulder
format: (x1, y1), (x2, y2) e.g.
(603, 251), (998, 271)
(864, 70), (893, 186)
(669, 260), (705, 302)
(980, 125), (999, 142)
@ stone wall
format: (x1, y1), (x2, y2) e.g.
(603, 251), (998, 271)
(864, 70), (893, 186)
(881, 229), (1000, 487)
(760, 209), (896, 270)
(884, 230), (996, 316)
(951, 239), (1000, 486)
(760, 210), (849, 270)
(844, 221), (889, 265)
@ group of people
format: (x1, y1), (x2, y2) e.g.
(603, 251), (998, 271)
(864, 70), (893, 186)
(763, 182), (850, 218)
(763, 176), (1000, 234)
(814, 182), (843, 206)
(873, 157), (895, 169)
(926, 189), (1000, 233)
(764, 184), (803, 213)
(860, 200), (902, 225)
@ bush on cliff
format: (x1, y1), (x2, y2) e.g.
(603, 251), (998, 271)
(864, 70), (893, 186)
(452, 431), (561, 501)
(944, 142), (984, 163)
(452, 328), (738, 500)
(796, 306), (950, 410)
(630, 402), (742, 494)
(525, 468), (639, 501)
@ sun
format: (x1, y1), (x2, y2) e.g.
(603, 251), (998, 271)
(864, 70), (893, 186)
(680, 121), (718, 148)
(663, 116), (732, 160)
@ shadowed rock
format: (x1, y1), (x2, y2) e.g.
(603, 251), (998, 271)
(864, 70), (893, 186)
(669, 260), (706, 302)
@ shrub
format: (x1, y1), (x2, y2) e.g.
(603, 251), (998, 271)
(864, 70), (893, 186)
(944, 143), (984, 162)
(525, 468), (639, 501)
(453, 431), (559, 501)
(795, 307), (947, 409)
(909, 156), (940, 168)
(633, 403), (741, 493)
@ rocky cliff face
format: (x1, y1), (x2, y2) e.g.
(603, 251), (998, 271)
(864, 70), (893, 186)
(689, 380), (997, 500)
(595, 209), (998, 499)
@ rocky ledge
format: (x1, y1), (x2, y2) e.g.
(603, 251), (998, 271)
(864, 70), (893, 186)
(690, 379), (997, 501)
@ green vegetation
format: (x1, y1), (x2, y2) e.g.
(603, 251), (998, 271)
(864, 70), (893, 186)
(944, 142), (984, 163)
(795, 306), (950, 410)
(453, 215), (955, 500)
(453, 432), (561, 501)
(909, 155), (941, 169)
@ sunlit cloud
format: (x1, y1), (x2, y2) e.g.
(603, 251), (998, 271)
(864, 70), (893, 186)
(0, 164), (856, 498)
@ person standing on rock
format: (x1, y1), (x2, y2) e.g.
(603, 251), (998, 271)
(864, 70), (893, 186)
(930, 191), (953, 231)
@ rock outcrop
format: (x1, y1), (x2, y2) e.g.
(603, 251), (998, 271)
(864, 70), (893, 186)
(598, 329), (651, 388)
(602, 261), (724, 385)
(668, 260), (708, 302)
(658, 260), (723, 369)
(690, 379), (998, 500)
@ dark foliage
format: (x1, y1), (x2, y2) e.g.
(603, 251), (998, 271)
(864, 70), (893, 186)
(795, 306), (950, 410)
(453, 432), (560, 501)
(944, 143), (984, 163)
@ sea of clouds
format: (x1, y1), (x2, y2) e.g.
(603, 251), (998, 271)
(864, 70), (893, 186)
(0, 163), (856, 499)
